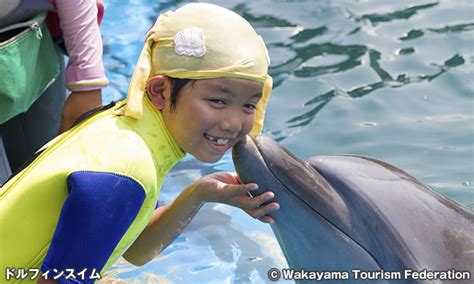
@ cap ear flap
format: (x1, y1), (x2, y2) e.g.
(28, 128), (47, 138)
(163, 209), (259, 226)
(119, 34), (155, 118)
(249, 75), (273, 136)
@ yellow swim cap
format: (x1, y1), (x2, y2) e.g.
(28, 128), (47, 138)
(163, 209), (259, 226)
(119, 3), (273, 135)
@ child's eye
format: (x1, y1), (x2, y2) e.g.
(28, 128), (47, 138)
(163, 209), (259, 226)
(209, 99), (226, 106)
(244, 104), (257, 111)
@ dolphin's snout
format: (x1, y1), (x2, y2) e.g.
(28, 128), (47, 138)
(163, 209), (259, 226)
(232, 135), (271, 199)
(233, 135), (474, 276)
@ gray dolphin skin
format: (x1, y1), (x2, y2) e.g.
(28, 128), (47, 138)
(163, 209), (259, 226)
(232, 135), (474, 283)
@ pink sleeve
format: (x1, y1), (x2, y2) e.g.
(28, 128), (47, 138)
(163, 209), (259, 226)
(55, 0), (109, 92)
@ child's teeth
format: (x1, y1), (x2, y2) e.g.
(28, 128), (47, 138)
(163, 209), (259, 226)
(206, 134), (228, 145)
(205, 134), (215, 141)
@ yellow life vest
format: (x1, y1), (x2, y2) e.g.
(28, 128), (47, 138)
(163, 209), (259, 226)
(0, 97), (185, 283)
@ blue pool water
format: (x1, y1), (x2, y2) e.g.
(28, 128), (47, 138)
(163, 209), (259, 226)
(99, 0), (473, 283)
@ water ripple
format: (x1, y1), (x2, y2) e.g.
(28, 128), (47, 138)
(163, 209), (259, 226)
(282, 51), (466, 132)
(269, 43), (367, 87)
(290, 26), (328, 43)
(348, 2), (439, 26)
(399, 23), (474, 41)
(233, 3), (294, 28)
(396, 47), (415, 55)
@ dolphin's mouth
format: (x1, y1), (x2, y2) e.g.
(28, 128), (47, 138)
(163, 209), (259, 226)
(233, 135), (351, 225)
(234, 135), (474, 273)
(233, 135), (385, 270)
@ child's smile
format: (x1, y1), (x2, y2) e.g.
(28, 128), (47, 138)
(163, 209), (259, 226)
(154, 77), (263, 163)
(204, 133), (231, 152)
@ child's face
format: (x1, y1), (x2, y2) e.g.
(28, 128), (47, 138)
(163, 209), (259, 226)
(159, 77), (263, 163)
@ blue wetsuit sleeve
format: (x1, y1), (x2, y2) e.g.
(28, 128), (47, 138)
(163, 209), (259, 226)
(41, 171), (146, 284)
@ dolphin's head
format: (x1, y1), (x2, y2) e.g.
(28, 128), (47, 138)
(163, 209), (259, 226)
(233, 136), (474, 276)
(232, 136), (382, 271)
(233, 135), (347, 218)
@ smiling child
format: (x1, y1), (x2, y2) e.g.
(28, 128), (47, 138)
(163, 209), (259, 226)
(0, 3), (278, 283)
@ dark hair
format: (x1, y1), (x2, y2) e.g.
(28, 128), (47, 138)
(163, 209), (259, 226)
(169, 78), (193, 111)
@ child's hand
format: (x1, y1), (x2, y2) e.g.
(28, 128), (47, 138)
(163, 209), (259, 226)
(195, 172), (280, 224)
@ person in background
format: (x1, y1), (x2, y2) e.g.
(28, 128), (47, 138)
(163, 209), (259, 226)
(0, 0), (108, 177)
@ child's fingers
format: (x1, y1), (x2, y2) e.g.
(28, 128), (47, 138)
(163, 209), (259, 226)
(245, 191), (275, 209)
(257, 215), (276, 224)
(211, 172), (241, 184)
(245, 202), (279, 219)
(227, 172), (242, 184)
(224, 182), (259, 198)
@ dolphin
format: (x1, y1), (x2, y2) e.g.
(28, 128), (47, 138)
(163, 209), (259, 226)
(232, 135), (473, 283)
